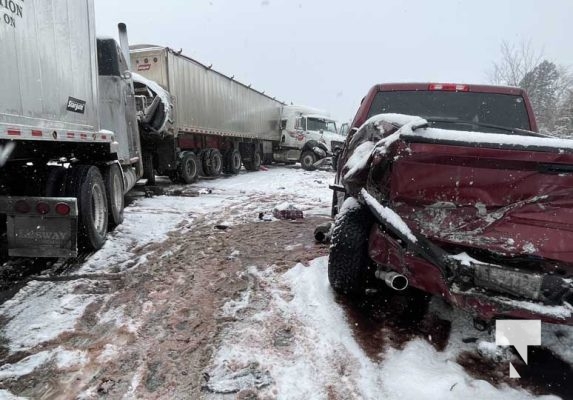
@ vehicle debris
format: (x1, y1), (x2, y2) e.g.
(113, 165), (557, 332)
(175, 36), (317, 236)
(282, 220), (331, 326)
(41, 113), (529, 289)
(313, 221), (333, 243)
(272, 202), (304, 220)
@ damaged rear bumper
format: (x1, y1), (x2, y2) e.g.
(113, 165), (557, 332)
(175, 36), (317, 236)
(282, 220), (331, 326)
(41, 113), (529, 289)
(361, 189), (573, 325)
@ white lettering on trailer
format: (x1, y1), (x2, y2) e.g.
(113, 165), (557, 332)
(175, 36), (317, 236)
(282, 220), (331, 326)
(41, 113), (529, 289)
(67, 99), (85, 112)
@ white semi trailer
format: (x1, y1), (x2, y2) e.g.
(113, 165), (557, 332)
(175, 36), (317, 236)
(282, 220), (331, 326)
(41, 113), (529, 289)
(130, 46), (344, 182)
(0, 0), (142, 257)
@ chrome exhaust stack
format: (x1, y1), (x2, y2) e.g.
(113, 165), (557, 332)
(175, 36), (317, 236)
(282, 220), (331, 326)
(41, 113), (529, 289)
(117, 23), (131, 70)
(375, 270), (409, 291)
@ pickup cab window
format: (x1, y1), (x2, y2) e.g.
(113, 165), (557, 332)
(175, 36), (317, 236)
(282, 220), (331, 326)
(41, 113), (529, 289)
(367, 91), (531, 132)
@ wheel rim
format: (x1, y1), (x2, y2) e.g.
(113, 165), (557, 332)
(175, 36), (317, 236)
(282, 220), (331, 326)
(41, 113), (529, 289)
(254, 152), (261, 166)
(185, 158), (196, 178)
(213, 154), (222, 172)
(303, 154), (313, 167)
(112, 173), (123, 211)
(232, 152), (241, 170)
(91, 182), (107, 235)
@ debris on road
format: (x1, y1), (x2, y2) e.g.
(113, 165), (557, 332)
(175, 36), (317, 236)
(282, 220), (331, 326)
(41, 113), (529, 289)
(203, 362), (273, 394)
(314, 221), (333, 243)
(272, 202), (304, 220)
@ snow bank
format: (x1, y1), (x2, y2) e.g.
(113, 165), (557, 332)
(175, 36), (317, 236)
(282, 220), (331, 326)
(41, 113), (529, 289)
(0, 348), (87, 380)
(207, 257), (546, 399)
(0, 281), (98, 352)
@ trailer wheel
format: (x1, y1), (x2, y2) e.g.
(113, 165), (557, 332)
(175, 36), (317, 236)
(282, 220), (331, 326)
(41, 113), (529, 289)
(179, 152), (199, 184)
(243, 151), (261, 171)
(143, 152), (155, 186)
(224, 149), (242, 175)
(65, 166), (108, 251)
(205, 149), (223, 177)
(328, 201), (374, 295)
(104, 164), (124, 228)
(301, 151), (317, 171)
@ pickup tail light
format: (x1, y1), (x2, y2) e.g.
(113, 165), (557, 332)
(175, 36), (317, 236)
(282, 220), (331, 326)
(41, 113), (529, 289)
(428, 83), (469, 92)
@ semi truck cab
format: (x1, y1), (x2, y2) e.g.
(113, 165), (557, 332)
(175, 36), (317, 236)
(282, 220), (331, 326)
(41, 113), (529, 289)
(276, 105), (345, 170)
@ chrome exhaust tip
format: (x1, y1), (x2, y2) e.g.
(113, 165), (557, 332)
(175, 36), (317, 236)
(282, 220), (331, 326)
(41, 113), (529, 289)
(375, 270), (409, 291)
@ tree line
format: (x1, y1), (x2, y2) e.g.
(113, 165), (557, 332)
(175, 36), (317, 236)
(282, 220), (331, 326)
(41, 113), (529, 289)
(488, 40), (572, 137)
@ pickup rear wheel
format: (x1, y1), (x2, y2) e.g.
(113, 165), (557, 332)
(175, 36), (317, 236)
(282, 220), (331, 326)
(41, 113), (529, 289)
(65, 166), (108, 251)
(104, 164), (124, 228)
(301, 151), (317, 171)
(328, 200), (374, 295)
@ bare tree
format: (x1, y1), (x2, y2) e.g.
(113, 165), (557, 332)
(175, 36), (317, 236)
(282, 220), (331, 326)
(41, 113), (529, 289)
(487, 40), (543, 86)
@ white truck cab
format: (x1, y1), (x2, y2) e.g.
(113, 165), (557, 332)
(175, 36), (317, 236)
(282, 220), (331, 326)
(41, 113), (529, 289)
(275, 105), (345, 170)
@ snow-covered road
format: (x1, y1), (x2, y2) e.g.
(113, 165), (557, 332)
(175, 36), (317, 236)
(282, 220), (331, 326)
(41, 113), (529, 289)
(0, 165), (571, 399)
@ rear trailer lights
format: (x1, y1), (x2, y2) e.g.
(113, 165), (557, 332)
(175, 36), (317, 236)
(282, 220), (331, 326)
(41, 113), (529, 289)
(36, 202), (50, 215)
(55, 202), (71, 216)
(14, 200), (31, 214)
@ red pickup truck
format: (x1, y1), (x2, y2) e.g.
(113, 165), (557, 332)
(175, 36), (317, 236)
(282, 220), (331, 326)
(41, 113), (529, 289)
(329, 83), (573, 327)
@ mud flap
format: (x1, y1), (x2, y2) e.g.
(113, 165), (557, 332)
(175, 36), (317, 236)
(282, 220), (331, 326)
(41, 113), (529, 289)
(0, 196), (78, 258)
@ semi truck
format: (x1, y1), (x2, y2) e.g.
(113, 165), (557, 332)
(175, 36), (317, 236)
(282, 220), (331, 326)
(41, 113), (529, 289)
(130, 45), (344, 183)
(0, 1), (340, 259)
(0, 0), (141, 257)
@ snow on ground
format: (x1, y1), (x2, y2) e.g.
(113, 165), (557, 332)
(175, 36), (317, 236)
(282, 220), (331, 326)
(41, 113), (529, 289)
(0, 165), (334, 385)
(1, 165), (572, 399)
(205, 258), (559, 400)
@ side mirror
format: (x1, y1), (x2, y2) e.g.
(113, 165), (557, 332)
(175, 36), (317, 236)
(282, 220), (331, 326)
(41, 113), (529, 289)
(121, 71), (133, 80)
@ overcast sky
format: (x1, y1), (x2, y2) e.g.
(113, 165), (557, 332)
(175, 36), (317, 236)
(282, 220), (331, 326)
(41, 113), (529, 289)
(95, 0), (573, 121)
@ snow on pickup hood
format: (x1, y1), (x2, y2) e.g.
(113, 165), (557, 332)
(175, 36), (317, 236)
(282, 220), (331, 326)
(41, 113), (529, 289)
(341, 113), (573, 268)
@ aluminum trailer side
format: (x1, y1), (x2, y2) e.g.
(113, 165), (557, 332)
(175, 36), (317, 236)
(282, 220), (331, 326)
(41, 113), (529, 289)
(131, 45), (283, 183)
(0, 1), (142, 258)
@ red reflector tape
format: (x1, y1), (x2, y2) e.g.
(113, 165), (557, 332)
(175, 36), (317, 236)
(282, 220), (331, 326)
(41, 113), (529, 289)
(67, 132), (75, 138)
(80, 133), (87, 139)
(32, 130), (42, 137)
(7, 129), (20, 136)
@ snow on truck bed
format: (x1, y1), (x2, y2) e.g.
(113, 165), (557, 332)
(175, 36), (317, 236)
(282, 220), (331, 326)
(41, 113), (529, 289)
(357, 113), (573, 151)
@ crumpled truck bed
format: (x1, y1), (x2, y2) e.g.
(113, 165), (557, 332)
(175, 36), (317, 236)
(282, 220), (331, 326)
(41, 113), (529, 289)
(340, 114), (573, 272)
